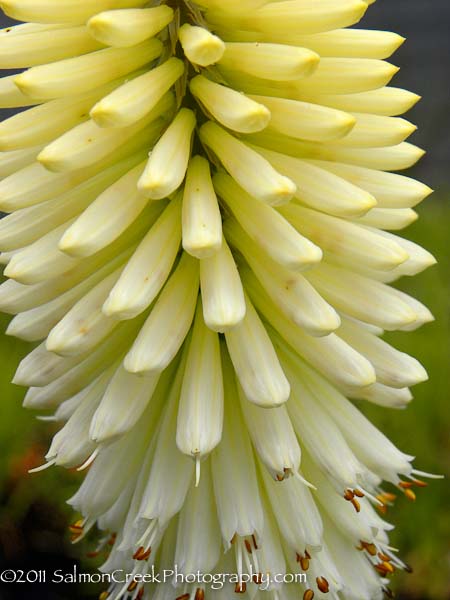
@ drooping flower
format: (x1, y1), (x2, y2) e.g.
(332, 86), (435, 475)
(0, 1), (439, 599)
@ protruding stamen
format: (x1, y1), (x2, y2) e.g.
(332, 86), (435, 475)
(293, 470), (317, 489)
(194, 588), (205, 600)
(404, 488), (416, 501)
(28, 458), (56, 473)
(353, 488), (365, 498)
(316, 576), (329, 593)
(235, 583), (246, 594)
(351, 497), (361, 513)
(69, 519), (84, 537)
(344, 489), (354, 501)
(76, 447), (99, 471)
(398, 481), (414, 489)
(195, 454), (201, 488)
(99, 592), (109, 600)
(176, 594), (190, 600)
(411, 468), (444, 480)
(360, 541), (377, 556)
(136, 588), (144, 600)
(133, 546), (145, 560)
(127, 580), (138, 592)
(382, 561), (395, 574)
(303, 590), (315, 600)
(300, 556), (310, 571)
(378, 552), (391, 562)
(411, 479), (428, 488)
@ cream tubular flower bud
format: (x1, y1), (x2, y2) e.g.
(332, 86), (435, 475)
(175, 460), (221, 575)
(238, 382), (301, 480)
(309, 87), (421, 118)
(250, 94), (356, 142)
(351, 207), (418, 231)
(4, 220), (79, 285)
(327, 113), (417, 149)
(178, 24), (225, 67)
(298, 363), (414, 482)
(91, 58), (184, 128)
(279, 204), (409, 272)
(199, 237), (246, 332)
(176, 299), (223, 460)
(338, 318), (428, 389)
(13, 340), (83, 388)
(45, 377), (105, 469)
(138, 361), (194, 526)
(0, 153), (148, 251)
(59, 163), (164, 259)
(211, 348), (264, 547)
(190, 75), (270, 134)
(219, 42), (319, 81)
(0, 128), (159, 211)
(23, 321), (139, 409)
(225, 293), (290, 408)
(0, 74), (43, 109)
(138, 108), (196, 200)
(196, 0), (267, 10)
(207, 1), (368, 36)
(214, 172), (322, 270)
(87, 6), (174, 48)
(200, 121), (296, 206)
(226, 220), (340, 337)
(90, 364), (161, 444)
(0, 0), (149, 24)
(282, 352), (369, 492)
(246, 272), (376, 389)
(124, 253), (199, 374)
(280, 28), (404, 60)
(0, 82), (124, 151)
(306, 262), (418, 330)
(38, 99), (172, 173)
(260, 465), (323, 553)
(0, 25), (103, 69)
(182, 155), (222, 259)
(45, 267), (123, 357)
(102, 196), (181, 320)
(255, 146), (377, 217)
(0, 145), (42, 178)
(293, 142), (425, 173)
(364, 227), (437, 276)
(6, 259), (127, 342)
(14, 39), (163, 100)
(295, 58), (399, 95)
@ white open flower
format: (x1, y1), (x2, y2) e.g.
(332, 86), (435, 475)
(0, 1), (439, 599)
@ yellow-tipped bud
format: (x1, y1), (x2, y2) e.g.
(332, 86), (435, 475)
(87, 6), (174, 48)
(190, 75), (270, 134)
(179, 24), (225, 67)
(138, 108), (196, 200)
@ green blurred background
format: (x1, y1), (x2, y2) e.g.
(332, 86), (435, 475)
(0, 0), (449, 598)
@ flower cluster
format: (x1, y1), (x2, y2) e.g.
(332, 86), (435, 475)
(0, 1), (437, 599)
